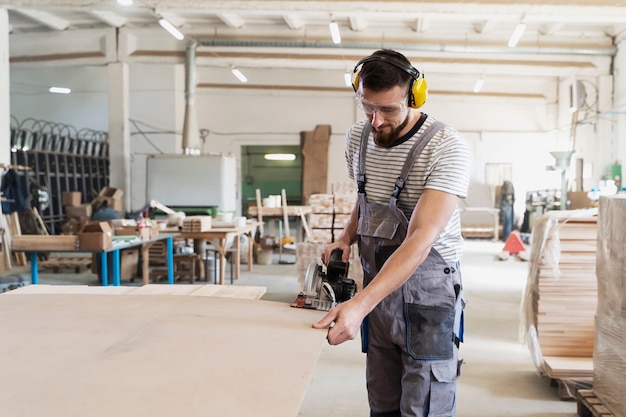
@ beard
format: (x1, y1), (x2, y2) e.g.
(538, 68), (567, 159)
(373, 113), (410, 148)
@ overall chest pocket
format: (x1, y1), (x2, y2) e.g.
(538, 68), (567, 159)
(357, 213), (400, 240)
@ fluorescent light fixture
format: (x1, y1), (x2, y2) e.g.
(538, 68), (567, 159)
(344, 72), (352, 87)
(264, 153), (296, 161)
(158, 18), (184, 40)
(117, 0), (133, 5)
(508, 23), (526, 48)
(48, 86), (71, 94)
(329, 20), (341, 44)
(473, 78), (484, 93)
(231, 68), (248, 83)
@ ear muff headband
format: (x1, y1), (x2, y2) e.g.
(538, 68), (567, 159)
(352, 55), (428, 109)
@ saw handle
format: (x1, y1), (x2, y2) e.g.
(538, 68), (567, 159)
(329, 249), (343, 263)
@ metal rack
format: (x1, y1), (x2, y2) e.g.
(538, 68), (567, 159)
(8, 118), (110, 235)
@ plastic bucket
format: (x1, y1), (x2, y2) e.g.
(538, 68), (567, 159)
(257, 249), (273, 265)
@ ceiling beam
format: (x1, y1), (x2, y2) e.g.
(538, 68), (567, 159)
(413, 18), (429, 33)
(90, 10), (127, 28)
(282, 14), (304, 30)
(349, 16), (367, 32)
(474, 20), (494, 34)
(14, 8), (69, 31)
(218, 13), (245, 30)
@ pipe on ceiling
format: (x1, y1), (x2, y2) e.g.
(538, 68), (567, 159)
(197, 39), (617, 57)
(182, 40), (201, 154)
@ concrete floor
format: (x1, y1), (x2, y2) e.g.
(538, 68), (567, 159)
(3, 239), (579, 416)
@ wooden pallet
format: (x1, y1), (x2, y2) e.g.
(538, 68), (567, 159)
(577, 389), (615, 417)
(39, 257), (92, 273)
(550, 377), (592, 401)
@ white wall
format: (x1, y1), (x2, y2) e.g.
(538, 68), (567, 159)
(8, 59), (618, 216)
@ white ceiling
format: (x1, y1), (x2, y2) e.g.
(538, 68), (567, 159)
(4, 1), (626, 93)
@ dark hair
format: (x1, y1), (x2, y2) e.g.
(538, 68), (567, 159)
(359, 49), (414, 92)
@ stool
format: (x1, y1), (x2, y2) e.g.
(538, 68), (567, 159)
(173, 254), (197, 283)
(205, 248), (235, 284)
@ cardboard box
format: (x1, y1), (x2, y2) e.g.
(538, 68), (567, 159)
(98, 187), (124, 200)
(66, 204), (92, 219)
(568, 191), (594, 209)
(92, 248), (139, 279)
(78, 221), (113, 250)
(62, 192), (82, 206)
(114, 226), (138, 236)
(92, 187), (124, 213)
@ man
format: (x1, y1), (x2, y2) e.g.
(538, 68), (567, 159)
(313, 49), (470, 416)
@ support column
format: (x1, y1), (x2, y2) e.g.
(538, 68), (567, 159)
(107, 62), (132, 212)
(0, 9), (11, 166)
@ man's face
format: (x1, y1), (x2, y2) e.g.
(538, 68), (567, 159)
(356, 85), (411, 148)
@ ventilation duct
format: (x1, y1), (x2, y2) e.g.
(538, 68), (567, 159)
(182, 40), (201, 155)
(569, 80), (587, 112)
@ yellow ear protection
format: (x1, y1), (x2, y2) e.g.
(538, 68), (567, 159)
(352, 55), (428, 109)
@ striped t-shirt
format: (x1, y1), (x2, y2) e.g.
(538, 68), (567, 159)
(345, 115), (470, 262)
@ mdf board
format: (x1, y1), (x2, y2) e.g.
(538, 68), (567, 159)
(0, 294), (326, 417)
(146, 154), (238, 212)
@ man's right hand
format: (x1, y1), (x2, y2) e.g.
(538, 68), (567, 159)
(321, 240), (351, 265)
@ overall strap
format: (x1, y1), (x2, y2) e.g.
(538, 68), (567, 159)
(391, 120), (445, 201)
(356, 123), (372, 195)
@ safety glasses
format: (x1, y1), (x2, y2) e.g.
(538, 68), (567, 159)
(355, 94), (408, 118)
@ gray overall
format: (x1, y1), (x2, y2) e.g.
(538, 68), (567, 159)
(356, 122), (465, 417)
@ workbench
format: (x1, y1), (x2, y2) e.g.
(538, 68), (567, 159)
(13, 234), (177, 286)
(0, 289), (327, 417)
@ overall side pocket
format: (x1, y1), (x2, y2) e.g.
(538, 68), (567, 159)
(403, 268), (456, 360)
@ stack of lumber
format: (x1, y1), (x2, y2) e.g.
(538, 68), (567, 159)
(520, 209), (597, 390)
(306, 181), (358, 244)
(182, 216), (212, 233)
(594, 195), (626, 417)
(308, 194), (334, 243)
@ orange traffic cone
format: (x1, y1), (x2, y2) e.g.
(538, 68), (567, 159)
(502, 231), (526, 255)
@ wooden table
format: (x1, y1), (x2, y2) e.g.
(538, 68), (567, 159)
(0, 291), (327, 417)
(179, 222), (258, 285)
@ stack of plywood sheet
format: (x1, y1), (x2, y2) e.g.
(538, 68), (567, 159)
(182, 215), (212, 233)
(594, 195), (626, 417)
(0, 289), (326, 417)
(521, 209), (598, 394)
